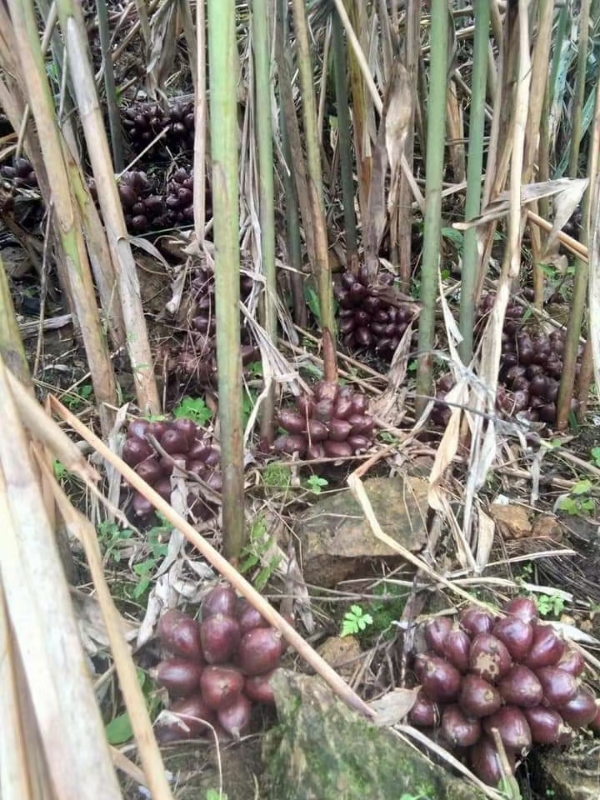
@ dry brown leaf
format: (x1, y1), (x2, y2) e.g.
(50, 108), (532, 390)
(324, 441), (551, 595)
(369, 686), (419, 727)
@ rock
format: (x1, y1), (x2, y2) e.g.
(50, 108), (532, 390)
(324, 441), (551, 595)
(316, 636), (362, 679)
(532, 514), (563, 540)
(536, 749), (600, 800)
(297, 476), (429, 587)
(488, 503), (532, 539)
(263, 670), (486, 800)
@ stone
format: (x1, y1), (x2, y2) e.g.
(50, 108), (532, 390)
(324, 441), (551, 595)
(532, 514), (563, 540)
(488, 503), (532, 539)
(297, 476), (429, 587)
(263, 670), (486, 800)
(316, 636), (362, 679)
(537, 749), (600, 800)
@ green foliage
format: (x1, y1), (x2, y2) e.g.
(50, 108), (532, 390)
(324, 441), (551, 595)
(97, 519), (134, 564)
(341, 605), (373, 637)
(305, 475), (328, 494)
(62, 383), (93, 410)
(441, 226), (464, 255)
(305, 286), (321, 323)
(367, 582), (408, 638)
(246, 360), (263, 378)
(105, 669), (160, 744)
(239, 516), (280, 591)
(53, 459), (67, 480)
(205, 791), (228, 800)
(557, 478), (596, 517)
(173, 396), (213, 425)
(535, 593), (566, 618)
(243, 387), (259, 427)
(591, 447), (600, 468)
(262, 462), (292, 490)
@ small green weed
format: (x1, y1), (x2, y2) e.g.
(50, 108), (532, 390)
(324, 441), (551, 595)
(106, 668), (161, 744)
(535, 593), (566, 618)
(590, 447), (600, 468)
(97, 520), (135, 564)
(131, 516), (171, 598)
(62, 383), (93, 410)
(262, 462), (292, 490)
(205, 790), (228, 800)
(240, 516), (280, 591)
(341, 605), (373, 637)
(557, 478), (596, 517)
(173, 396), (213, 425)
(305, 475), (328, 494)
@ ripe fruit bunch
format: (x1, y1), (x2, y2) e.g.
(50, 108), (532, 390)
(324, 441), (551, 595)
(177, 268), (258, 385)
(0, 156), (38, 189)
(274, 380), (375, 460)
(431, 294), (580, 427)
(122, 99), (195, 153)
(152, 584), (284, 742)
(334, 268), (414, 360)
(408, 597), (600, 787)
(122, 417), (222, 522)
(164, 167), (194, 224)
(117, 170), (170, 233)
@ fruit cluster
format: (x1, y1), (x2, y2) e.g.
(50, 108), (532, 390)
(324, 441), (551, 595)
(274, 380), (376, 460)
(122, 99), (195, 153)
(431, 294), (580, 427)
(334, 268), (415, 360)
(152, 585), (284, 742)
(122, 417), (221, 522)
(176, 267), (259, 385)
(0, 156), (38, 188)
(407, 597), (600, 787)
(116, 170), (170, 233)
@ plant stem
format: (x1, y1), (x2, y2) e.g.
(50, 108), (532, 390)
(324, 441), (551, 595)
(459, 0), (488, 364)
(96, 0), (124, 171)
(568, 0), (591, 177)
(415, 0), (448, 416)
(207, 0), (246, 561)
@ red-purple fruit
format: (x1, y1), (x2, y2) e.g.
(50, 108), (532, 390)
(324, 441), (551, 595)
(202, 585), (238, 620)
(498, 665), (543, 708)
(172, 418), (197, 445)
(128, 419), (150, 440)
(152, 658), (203, 697)
(200, 614), (241, 664)
(277, 410), (306, 435)
(408, 690), (439, 728)
(135, 457), (162, 485)
(459, 674), (502, 718)
(238, 627), (284, 676)
(441, 705), (482, 748)
(536, 667), (578, 707)
(503, 597), (538, 625)
(274, 434), (306, 457)
(469, 634), (513, 683)
(236, 599), (269, 634)
(524, 624), (565, 669)
(244, 671), (277, 705)
(483, 706), (532, 754)
(122, 437), (153, 466)
(160, 694), (215, 740)
(470, 736), (515, 785)
(161, 428), (191, 455)
(589, 703), (600, 732)
(460, 607), (495, 637)
(157, 609), (203, 661)
(524, 706), (571, 744)
(132, 492), (154, 518)
(217, 693), (252, 739)
(557, 685), (598, 728)
(445, 628), (471, 673)
(417, 655), (461, 703)
(556, 647), (585, 677)
(492, 617), (534, 662)
(424, 617), (453, 656)
(200, 666), (244, 710)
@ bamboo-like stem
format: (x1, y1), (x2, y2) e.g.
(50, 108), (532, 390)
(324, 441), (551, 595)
(397, 0), (421, 292)
(50, 395), (375, 720)
(193, 0), (207, 246)
(0, 256), (31, 387)
(459, 0), (489, 365)
(278, 72), (307, 326)
(7, 0), (117, 434)
(557, 45), (600, 429)
(291, 0), (336, 372)
(207, 0), (246, 561)
(415, 0), (448, 417)
(178, 0), (198, 91)
(96, 0), (123, 171)
(0, 359), (122, 799)
(252, 0), (277, 442)
(568, 0), (591, 177)
(332, 8), (358, 272)
(56, 0), (161, 415)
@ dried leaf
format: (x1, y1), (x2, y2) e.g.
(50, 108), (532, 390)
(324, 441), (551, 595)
(369, 687), (419, 727)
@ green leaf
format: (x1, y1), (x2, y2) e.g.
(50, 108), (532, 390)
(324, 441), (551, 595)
(572, 479), (592, 495)
(305, 287), (321, 322)
(173, 397), (213, 425)
(106, 713), (133, 744)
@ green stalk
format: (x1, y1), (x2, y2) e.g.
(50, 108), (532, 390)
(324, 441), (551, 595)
(193, 0), (207, 245)
(7, 0), (117, 435)
(458, 0), (489, 365)
(568, 0), (591, 177)
(96, 0), (124, 171)
(290, 0), (336, 376)
(0, 256), (31, 387)
(415, 0), (448, 417)
(332, 7), (358, 272)
(252, 0), (277, 442)
(207, 0), (246, 561)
